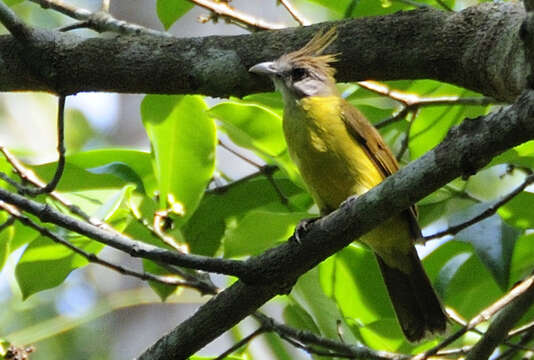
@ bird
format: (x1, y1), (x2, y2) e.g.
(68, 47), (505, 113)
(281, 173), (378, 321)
(249, 27), (447, 342)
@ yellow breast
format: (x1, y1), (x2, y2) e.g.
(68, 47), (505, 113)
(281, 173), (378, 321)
(283, 96), (384, 212)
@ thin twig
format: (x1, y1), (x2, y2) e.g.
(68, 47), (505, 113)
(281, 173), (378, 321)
(189, 0), (285, 30)
(157, 263), (218, 295)
(58, 21), (90, 32)
(0, 186), (251, 278)
(10, 96), (67, 196)
(396, 110), (416, 161)
(0, 0), (31, 40)
(253, 312), (409, 360)
(496, 327), (534, 360)
(129, 203), (186, 253)
(0, 145), (102, 227)
(216, 141), (289, 204)
(466, 274), (534, 360)
(278, 0), (310, 25)
(435, 0), (453, 12)
(28, 0), (171, 37)
(356, 81), (499, 129)
(423, 174), (534, 241)
(0, 215), (15, 232)
(416, 274), (534, 359)
(218, 139), (263, 169)
(0, 203), (215, 293)
(213, 326), (267, 360)
(509, 321), (534, 338)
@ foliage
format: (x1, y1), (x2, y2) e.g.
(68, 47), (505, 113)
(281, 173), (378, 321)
(0, 0), (533, 359)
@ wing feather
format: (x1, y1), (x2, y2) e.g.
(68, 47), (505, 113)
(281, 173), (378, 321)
(340, 100), (420, 235)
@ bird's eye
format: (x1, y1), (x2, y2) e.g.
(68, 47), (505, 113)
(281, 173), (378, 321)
(291, 67), (307, 81)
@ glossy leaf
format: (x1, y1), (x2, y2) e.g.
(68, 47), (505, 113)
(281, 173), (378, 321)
(453, 206), (518, 290)
(0, 212), (14, 272)
(4, 0), (23, 6)
(183, 176), (307, 256)
(88, 162), (145, 193)
(15, 186), (133, 299)
(210, 101), (286, 157)
(67, 149), (155, 195)
(291, 267), (359, 343)
(498, 191), (534, 229)
(223, 210), (308, 258)
(15, 234), (103, 300)
(435, 250), (502, 318)
(143, 260), (179, 301)
(141, 95), (216, 223)
(156, 0), (194, 30)
(510, 233), (534, 283)
(489, 140), (534, 168)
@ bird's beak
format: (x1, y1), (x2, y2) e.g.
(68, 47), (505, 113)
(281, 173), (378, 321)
(249, 61), (278, 76)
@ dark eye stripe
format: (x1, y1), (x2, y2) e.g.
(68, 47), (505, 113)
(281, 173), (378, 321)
(291, 68), (307, 81)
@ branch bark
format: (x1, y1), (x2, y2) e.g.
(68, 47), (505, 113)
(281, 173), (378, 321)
(135, 90), (534, 359)
(0, 2), (529, 101)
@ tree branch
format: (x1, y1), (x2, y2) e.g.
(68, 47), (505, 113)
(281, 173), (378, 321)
(0, 2), (529, 100)
(465, 275), (534, 360)
(0, 187), (250, 278)
(28, 0), (170, 37)
(137, 89), (534, 359)
(0, 202), (215, 294)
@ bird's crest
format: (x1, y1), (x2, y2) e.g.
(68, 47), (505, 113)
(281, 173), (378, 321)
(281, 27), (339, 79)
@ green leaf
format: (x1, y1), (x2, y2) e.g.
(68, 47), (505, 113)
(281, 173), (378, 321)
(490, 140), (534, 168)
(435, 250), (502, 318)
(321, 245), (393, 324)
(409, 87), (489, 159)
(434, 251), (472, 299)
(0, 212), (14, 272)
(88, 162), (145, 193)
(183, 176), (306, 256)
(223, 210), (308, 258)
(15, 186), (132, 299)
(453, 206), (519, 290)
(143, 260), (179, 301)
(283, 303), (321, 335)
(305, 0), (353, 15)
(348, 0), (408, 17)
(510, 233), (534, 283)
(210, 101), (286, 157)
(141, 95), (216, 223)
(67, 149), (155, 195)
(242, 92), (284, 115)
(291, 267), (359, 343)
(156, 0), (194, 30)
(498, 191), (534, 229)
(318, 245), (411, 349)
(16, 234), (104, 299)
(4, 0), (23, 6)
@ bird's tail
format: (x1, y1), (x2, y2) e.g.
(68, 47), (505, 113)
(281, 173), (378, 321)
(375, 249), (447, 342)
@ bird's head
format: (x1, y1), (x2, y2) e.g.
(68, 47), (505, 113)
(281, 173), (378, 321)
(249, 27), (339, 103)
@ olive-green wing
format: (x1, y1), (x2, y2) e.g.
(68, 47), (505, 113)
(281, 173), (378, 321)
(340, 99), (420, 234)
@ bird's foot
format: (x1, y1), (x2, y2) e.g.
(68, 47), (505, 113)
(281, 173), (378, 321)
(340, 194), (360, 209)
(293, 217), (319, 244)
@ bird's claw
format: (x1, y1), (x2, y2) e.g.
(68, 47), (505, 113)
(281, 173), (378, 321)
(340, 194), (360, 209)
(293, 217), (319, 244)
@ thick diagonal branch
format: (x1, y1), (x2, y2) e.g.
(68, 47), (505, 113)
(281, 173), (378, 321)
(138, 90), (534, 359)
(0, 2), (528, 101)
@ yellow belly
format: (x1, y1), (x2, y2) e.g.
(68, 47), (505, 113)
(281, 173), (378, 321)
(283, 96), (413, 271)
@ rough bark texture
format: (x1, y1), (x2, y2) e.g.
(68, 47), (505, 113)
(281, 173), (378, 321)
(0, 2), (529, 101)
(137, 91), (534, 359)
